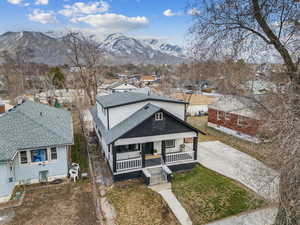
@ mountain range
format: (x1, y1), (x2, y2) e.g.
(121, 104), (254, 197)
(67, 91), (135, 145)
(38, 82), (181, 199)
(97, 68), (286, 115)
(0, 31), (187, 65)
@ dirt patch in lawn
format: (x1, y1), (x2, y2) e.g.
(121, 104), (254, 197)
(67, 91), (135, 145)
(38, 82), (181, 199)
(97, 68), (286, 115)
(187, 116), (278, 169)
(172, 165), (266, 225)
(107, 179), (180, 225)
(7, 181), (97, 225)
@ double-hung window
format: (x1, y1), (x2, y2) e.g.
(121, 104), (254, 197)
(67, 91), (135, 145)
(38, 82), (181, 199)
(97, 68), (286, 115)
(217, 111), (221, 120)
(50, 147), (58, 160)
(164, 140), (175, 148)
(20, 151), (28, 164)
(225, 112), (230, 120)
(237, 115), (246, 127)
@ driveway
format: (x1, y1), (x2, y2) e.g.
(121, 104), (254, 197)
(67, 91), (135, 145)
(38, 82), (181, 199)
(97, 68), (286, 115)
(195, 141), (279, 201)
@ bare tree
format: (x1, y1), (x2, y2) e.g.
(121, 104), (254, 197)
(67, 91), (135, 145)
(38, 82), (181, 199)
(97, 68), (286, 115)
(189, 0), (300, 224)
(0, 47), (33, 101)
(64, 32), (103, 106)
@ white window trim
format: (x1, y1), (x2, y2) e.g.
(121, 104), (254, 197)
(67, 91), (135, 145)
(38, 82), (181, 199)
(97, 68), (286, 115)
(164, 139), (175, 148)
(19, 147), (59, 165)
(237, 115), (245, 127)
(217, 111), (221, 120)
(20, 151), (28, 164)
(155, 112), (164, 121)
(50, 147), (58, 160)
(225, 112), (230, 120)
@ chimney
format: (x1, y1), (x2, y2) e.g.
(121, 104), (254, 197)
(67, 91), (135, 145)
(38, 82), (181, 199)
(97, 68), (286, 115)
(0, 101), (5, 114)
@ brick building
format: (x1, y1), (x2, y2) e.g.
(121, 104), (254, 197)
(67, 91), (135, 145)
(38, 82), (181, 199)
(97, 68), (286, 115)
(208, 95), (263, 143)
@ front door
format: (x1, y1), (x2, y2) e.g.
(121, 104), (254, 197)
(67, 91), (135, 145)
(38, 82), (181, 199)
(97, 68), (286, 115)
(143, 142), (153, 155)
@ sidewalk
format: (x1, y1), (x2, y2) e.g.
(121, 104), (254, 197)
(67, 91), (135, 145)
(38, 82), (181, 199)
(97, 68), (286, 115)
(150, 183), (193, 225)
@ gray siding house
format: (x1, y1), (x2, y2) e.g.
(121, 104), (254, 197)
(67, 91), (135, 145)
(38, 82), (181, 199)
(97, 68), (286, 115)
(0, 101), (73, 202)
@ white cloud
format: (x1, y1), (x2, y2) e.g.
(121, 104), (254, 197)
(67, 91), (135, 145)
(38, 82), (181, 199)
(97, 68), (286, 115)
(163, 9), (174, 17)
(59, 1), (109, 17)
(163, 9), (181, 17)
(35, 0), (48, 5)
(71, 13), (149, 33)
(28, 9), (57, 24)
(187, 8), (200, 16)
(7, 0), (23, 4)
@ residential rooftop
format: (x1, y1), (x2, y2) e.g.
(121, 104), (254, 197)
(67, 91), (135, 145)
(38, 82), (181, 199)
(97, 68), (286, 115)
(0, 100), (73, 162)
(96, 92), (186, 108)
(209, 95), (263, 118)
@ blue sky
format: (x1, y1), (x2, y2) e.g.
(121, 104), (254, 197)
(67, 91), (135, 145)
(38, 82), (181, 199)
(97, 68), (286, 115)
(0, 0), (199, 45)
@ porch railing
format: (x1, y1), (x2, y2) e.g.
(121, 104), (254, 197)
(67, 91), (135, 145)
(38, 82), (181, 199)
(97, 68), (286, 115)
(166, 151), (194, 164)
(116, 157), (142, 172)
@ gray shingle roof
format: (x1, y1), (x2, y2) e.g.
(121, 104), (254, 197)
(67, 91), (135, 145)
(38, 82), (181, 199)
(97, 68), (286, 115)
(0, 101), (73, 162)
(91, 103), (161, 144)
(96, 92), (186, 108)
(209, 95), (261, 118)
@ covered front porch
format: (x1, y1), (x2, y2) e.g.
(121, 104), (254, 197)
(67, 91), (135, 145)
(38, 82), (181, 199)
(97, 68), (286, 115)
(112, 133), (198, 173)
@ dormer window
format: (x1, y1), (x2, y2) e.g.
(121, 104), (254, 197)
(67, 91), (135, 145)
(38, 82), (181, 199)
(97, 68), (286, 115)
(155, 112), (163, 121)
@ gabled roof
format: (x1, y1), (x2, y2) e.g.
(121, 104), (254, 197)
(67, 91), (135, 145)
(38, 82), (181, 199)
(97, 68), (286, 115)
(91, 103), (202, 145)
(96, 92), (186, 108)
(0, 101), (73, 162)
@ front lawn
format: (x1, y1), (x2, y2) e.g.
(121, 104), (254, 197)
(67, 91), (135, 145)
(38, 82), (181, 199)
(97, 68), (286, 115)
(107, 179), (180, 225)
(8, 182), (97, 225)
(172, 165), (265, 224)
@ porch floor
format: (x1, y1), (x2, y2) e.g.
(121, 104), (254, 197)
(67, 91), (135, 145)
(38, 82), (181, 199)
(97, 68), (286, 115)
(145, 158), (161, 167)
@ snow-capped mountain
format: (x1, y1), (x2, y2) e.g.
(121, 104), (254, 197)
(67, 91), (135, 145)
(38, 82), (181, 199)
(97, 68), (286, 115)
(0, 31), (187, 65)
(0, 31), (67, 65)
(100, 33), (187, 64)
(142, 38), (185, 58)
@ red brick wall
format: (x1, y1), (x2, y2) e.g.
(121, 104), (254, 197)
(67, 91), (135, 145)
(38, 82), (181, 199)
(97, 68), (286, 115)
(208, 108), (261, 136)
(0, 105), (5, 114)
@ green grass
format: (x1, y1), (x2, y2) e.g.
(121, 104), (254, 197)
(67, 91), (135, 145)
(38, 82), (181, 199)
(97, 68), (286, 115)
(172, 165), (265, 224)
(71, 131), (88, 172)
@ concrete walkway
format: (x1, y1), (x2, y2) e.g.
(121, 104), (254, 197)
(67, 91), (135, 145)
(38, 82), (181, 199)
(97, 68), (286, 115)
(150, 183), (193, 225)
(194, 141), (279, 201)
(206, 206), (278, 225)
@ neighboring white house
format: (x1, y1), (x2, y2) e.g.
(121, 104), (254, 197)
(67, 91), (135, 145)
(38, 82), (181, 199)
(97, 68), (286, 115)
(106, 82), (139, 93)
(172, 93), (217, 116)
(90, 92), (202, 184)
(0, 101), (73, 202)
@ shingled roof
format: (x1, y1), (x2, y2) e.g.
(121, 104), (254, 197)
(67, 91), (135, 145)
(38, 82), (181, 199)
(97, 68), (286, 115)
(91, 103), (161, 144)
(96, 92), (186, 108)
(0, 101), (73, 162)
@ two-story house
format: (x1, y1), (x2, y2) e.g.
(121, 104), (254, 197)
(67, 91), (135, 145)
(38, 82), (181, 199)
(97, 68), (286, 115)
(0, 100), (73, 202)
(90, 92), (202, 184)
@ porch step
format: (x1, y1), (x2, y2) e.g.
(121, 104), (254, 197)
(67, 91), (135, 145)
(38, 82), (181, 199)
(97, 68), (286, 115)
(147, 167), (168, 186)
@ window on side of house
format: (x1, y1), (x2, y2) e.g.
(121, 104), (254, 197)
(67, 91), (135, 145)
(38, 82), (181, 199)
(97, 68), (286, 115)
(164, 140), (175, 148)
(31, 149), (48, 163)
(217, 111), (221, 120)
(50, 147), (58, 160)
(225, 112), (230, 120)
(155, 112), (164, 121)
(237, 115), (246, 127)
(20, 151), (28, 164)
